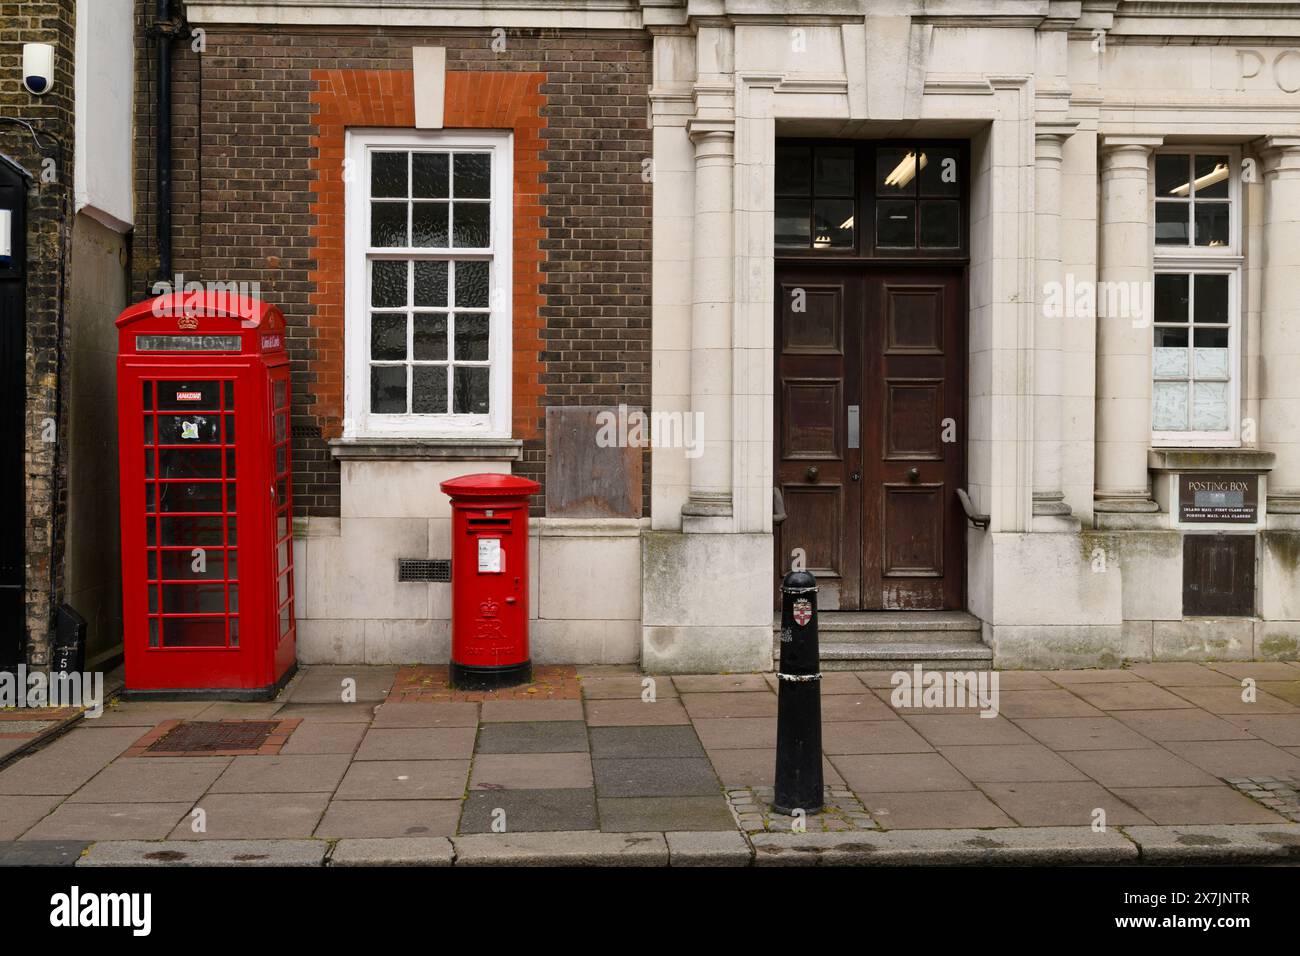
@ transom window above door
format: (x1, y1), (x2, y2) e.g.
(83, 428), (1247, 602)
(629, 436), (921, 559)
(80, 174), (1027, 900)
(774, 142), (966, 256)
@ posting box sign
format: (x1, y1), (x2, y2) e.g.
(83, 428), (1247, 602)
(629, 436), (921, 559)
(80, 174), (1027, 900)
(1178, 474), (1259, 524)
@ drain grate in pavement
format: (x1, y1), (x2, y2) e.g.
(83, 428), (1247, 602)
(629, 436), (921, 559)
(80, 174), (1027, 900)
(125, 718), (301, 758)
(727, 785), (876, 834)
(1226, 776), (1300, 822)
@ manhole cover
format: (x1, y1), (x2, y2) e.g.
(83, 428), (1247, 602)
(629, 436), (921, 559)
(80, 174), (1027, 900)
(146, 720), (281, 754)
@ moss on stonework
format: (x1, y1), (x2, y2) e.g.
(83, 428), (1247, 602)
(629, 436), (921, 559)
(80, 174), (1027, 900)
(1262, 531), (1300, 573)
(1259, 632), (1300, 659)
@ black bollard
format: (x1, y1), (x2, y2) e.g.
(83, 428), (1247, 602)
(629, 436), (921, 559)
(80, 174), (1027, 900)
(773, 569), (823, 815)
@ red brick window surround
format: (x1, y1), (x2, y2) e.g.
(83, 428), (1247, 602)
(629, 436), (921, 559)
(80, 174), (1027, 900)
(308, 69), (546, 442)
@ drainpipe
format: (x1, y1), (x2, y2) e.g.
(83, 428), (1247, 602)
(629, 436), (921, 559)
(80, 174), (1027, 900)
(155, 0), (175, 280)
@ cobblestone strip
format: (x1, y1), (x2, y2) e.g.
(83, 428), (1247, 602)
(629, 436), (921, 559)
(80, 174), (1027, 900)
(726, 785), (877, 834)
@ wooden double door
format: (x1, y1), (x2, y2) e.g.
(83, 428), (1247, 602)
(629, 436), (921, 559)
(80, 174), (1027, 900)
(775, 262), (966, 610)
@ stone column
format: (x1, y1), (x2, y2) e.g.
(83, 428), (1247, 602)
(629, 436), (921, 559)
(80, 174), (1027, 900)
(1095, 136), (1161, 514)
(1259, 136), (1300, 512)
(681, 120), (734, 530)
(1033, 126), (1075, 525)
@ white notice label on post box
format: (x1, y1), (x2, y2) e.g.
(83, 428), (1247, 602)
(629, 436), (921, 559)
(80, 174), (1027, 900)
(477, 538), (502, 573)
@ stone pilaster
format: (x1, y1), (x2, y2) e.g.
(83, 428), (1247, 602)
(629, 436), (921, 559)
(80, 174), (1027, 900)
(1095, 136), (1162, 515)
(1259, 136), (1300, 513)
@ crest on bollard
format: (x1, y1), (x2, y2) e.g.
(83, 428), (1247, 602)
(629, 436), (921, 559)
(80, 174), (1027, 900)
(792, 598), (812, 627)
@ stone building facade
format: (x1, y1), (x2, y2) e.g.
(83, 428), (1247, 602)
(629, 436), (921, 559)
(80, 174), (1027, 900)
(149, 0), (1300, 672)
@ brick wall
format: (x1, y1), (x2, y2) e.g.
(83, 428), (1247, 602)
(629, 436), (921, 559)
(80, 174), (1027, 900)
(131, 20), (653, 517)
(0, 0), (77, 662)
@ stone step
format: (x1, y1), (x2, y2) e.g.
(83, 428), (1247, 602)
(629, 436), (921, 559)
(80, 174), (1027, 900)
(772, 610), (983, 645)
(816, 641), (994, 672)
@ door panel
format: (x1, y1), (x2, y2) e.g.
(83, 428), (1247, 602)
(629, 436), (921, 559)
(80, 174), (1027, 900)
(775, 272), (861, 610)
(776, 265), (965, 611)
(0, 168), (26, 667)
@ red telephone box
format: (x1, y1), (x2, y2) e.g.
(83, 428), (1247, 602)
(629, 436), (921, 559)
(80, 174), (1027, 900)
(116, 291), (296, 698)
(440, 474), (539, 689)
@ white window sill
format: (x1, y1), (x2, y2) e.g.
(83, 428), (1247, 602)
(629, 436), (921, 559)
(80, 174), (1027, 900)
(329, 437), (523, 462)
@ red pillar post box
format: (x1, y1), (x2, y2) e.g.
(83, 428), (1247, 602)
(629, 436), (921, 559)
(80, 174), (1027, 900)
(115, 292), (297, 699)
(440, 474), (540, 689)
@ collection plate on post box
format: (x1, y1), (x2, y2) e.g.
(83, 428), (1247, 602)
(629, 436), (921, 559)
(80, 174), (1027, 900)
(1177, 473), (1258, 523)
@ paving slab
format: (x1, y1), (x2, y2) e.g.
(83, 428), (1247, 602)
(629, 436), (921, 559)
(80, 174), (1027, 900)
(819, 693), (903, 721)
(278, 720), (368, 755)
(334, 760), (469, 801)
(591, 757), (720, 798)
(470, 753), (593, 790)
(937, 744), (1091, 783)
(315, 799), (461, 838)
(680, 692), (777, 720)
(1008, 716), (1155, 751)
(749, 826), (1137, 866)
(1259, 681), (1300, 706)
(0, 795), (62, 840)
(672, 674), (770, 694)
(329, 837), (454, 867)
(84, 701), (213, 727)
(208, 754), (352, 794)
(474, 721), (589, 754)
(286, 665), (397, 703)
(666, 829), (753, 866)
(67, 757), (231, 803)
(22, 802), (191, 841)
(479, 700), (584, 722)
(976, 781), (1154, 827)
(1110, 786), (1289, 825)
(273, 702), (378, 723)
(705, 748), (841, 788)
(1042, 669), (1144, 685)
(195, 702), (284, 720)
(1167, 686), (1297, 714)
(0, 727), (148, 795)
(831, 753), (971, 793)
(994, 691), (1106, 719)
(371, 701), (478, 728)
(691, 717), (776, 750)
(356, 728), (477, 761)
(1221, 713), (1300, 746)
(1060, 748), (1225, 788)
(576, 675), (677, 700)
(458, 788), (598, 833)
(78, 839), (328, 867)
(1110, 708), (1253, 742)
(1207, 662), (1300, 682)
(589, 726), (706, 759)
(902, 714), (1035, 747)
(1068, 682), (1197, 711)
(822, 720), (934, 755)
(597, 796), (735, 832)
(1162, 739), (1300, 778)
(169, 793), (330, 840)
(584, 698), (690, 726)
(0, 841), (88, 866)
(1127, 663), (1240, 687)
(1120, 823), (1300, 863)
(856, 790), (1016, 829)
(451, 830), (668, 866)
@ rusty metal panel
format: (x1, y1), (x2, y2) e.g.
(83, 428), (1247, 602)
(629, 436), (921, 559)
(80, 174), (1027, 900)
(545, 406), (642, 518)
(1183, 533), (1255, 617)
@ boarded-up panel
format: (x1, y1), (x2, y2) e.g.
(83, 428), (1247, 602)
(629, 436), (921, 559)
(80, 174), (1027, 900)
(545, 406), (643, 518)
(1183, 534), (1254, 616)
